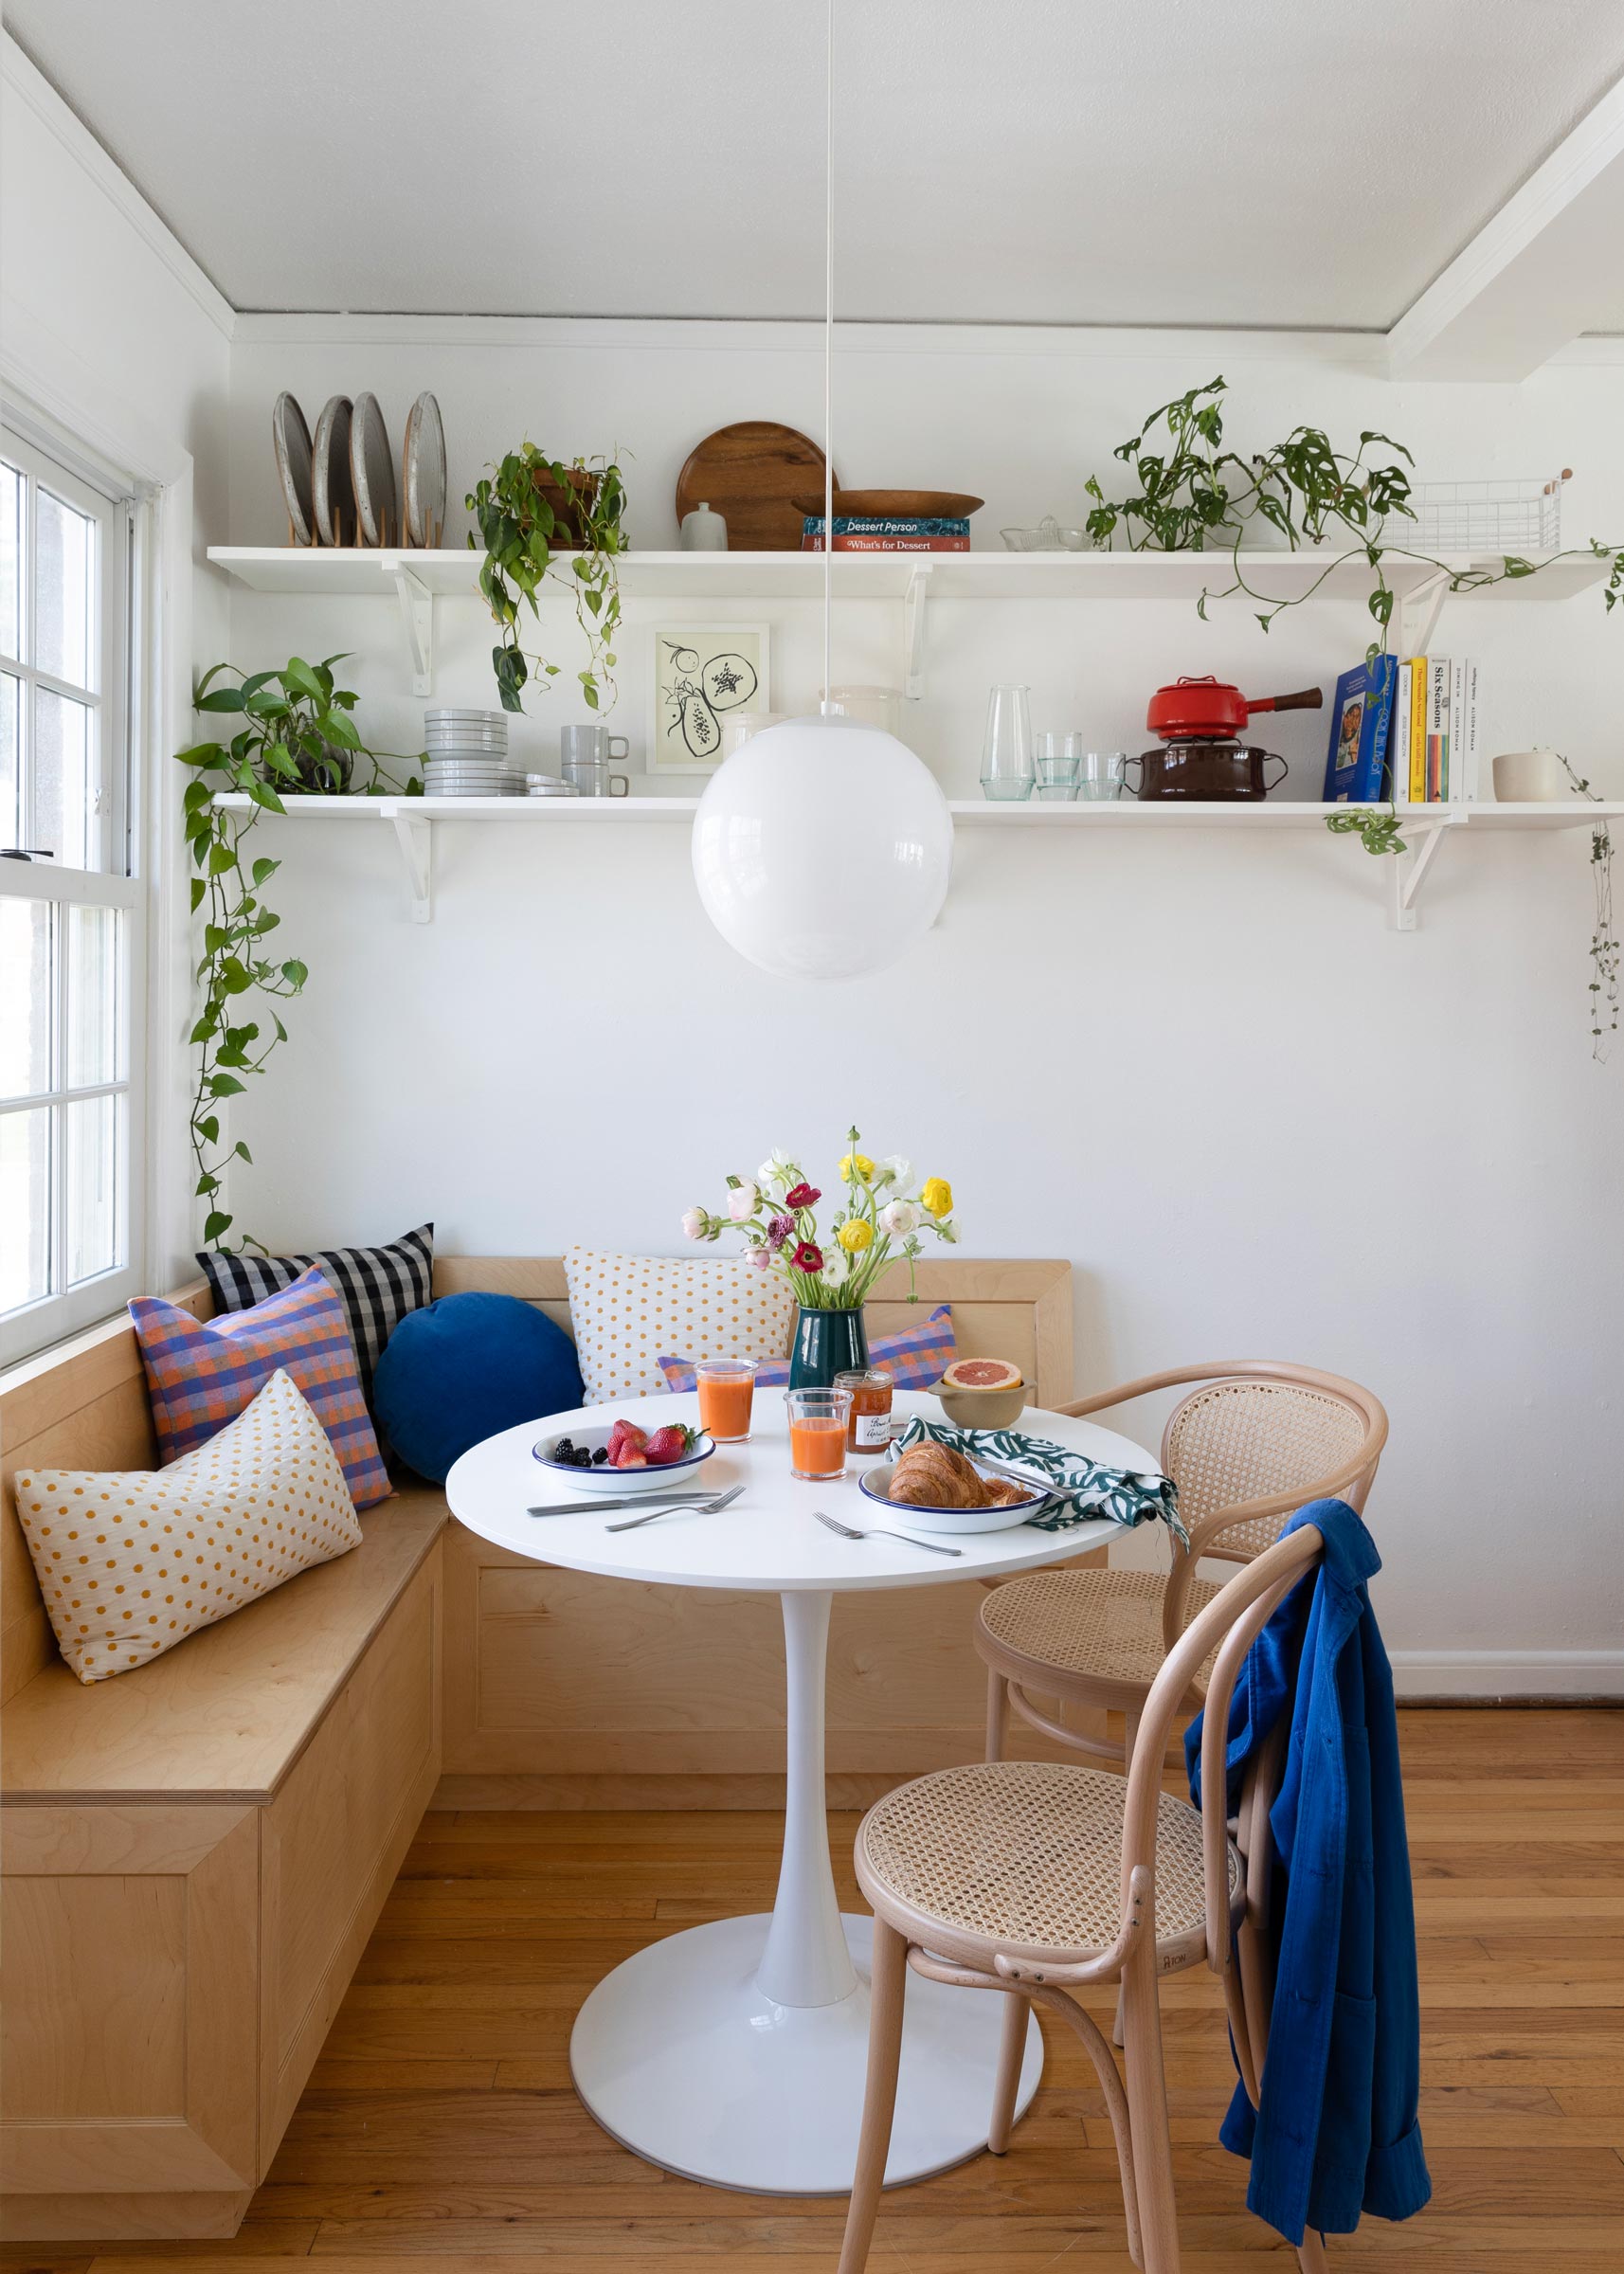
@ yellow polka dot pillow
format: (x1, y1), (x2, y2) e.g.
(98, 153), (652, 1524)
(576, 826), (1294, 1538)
(12, 1367), (363, 1685)
(564, 1245), (797, 1405)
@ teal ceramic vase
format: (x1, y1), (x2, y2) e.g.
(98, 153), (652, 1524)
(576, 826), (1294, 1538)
(787, 1306), (870, 1390)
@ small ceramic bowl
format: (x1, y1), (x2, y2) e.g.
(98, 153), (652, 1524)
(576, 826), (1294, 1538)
(532, 1426), (715, 1496)
(931, 1377), (1028, 1430)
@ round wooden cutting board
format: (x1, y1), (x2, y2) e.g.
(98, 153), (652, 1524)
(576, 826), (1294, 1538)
(675, 422), (837, 550)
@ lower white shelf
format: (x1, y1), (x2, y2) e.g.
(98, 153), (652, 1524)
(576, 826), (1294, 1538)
(210, 793), (1621, 928)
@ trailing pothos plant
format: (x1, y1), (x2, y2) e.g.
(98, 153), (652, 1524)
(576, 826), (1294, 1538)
(177, 655), (421, 1251)
(1088, 377), (1624, 1041)
(466, 444), (626, 713)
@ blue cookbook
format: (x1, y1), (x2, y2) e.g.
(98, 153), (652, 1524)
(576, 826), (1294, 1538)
(1323, 654), (1398, 802)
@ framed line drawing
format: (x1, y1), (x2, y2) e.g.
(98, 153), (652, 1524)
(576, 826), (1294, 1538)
(649, 623), (771, 774)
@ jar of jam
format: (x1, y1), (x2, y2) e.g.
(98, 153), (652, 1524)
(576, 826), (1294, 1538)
(834, 1364), (894, 1453)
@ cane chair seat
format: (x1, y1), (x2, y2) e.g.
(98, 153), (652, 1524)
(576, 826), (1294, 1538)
(980, 1566), (1225, 1690)
(857, 1758), (1239, 1966)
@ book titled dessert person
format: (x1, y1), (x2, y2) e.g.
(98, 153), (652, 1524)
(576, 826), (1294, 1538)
(802, 514), (970, 551)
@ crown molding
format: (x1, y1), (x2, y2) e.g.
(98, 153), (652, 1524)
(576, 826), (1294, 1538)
(2, 30), (236, 341)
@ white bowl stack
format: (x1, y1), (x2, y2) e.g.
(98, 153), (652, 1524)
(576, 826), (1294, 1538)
(423, 708), (520, 796)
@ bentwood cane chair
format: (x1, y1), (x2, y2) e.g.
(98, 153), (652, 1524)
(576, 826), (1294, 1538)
(977, 1363), (1387, 1771)
(836, 1523), (1336, 2274)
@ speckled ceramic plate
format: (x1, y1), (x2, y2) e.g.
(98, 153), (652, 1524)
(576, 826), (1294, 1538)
(351, 392), (397, 547)
(312, 396), (355, 547)
(271, 393), (315, 545)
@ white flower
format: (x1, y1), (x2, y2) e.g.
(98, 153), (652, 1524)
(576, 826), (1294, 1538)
(727, 1182), (759, 1222)
(821, 1246), (850, 1287)
(877, 1153), (913, 1191)
(879, 1199), (922, 1237)
(747, 1243), (772, 1270)
(757, 1148), (796, 1188)
(681, 1206), (707, 1241)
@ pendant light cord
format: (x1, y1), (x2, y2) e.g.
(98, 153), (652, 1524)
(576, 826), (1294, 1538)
(821, 0), (834, 713)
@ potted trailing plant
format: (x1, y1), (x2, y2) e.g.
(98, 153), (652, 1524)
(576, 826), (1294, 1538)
(683, 1128), (959, 1386)
(176, 655), (420, 1250)
(466, 443), (626, 713)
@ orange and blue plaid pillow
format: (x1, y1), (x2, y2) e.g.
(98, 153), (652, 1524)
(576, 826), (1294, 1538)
(129, 1267), (389, 1507)
(659, 1303), (956, 1394)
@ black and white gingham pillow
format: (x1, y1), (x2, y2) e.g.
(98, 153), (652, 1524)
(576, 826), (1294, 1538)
(196, 1224), (433, 1404)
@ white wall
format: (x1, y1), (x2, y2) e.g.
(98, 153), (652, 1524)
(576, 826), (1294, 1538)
(1, 38), (234, 1286)
(219, 317), (1624, 1693)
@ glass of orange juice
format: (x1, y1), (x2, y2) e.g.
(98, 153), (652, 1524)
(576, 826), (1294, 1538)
(695, 1358), (757, 1443)
(786, 1387), (853, 1482)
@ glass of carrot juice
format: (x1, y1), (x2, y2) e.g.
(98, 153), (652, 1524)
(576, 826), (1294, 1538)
(786, 1387), (853, 1481)
(695, 1358), (757, 1443)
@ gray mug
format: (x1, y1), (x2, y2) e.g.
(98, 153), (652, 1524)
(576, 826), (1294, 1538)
(559, 723), (630, 796)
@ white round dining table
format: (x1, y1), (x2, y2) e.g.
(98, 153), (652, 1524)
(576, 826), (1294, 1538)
(446, 1386), (1158, 2196)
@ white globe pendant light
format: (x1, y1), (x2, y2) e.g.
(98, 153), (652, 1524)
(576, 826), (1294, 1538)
(691, 2), (954, 982)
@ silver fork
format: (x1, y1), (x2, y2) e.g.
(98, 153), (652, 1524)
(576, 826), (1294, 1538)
(605, 1484), (746, 1533)
(813, 1508), (962, 1558)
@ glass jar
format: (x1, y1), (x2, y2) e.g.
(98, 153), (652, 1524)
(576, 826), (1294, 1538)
(834, 1364), (894, 1453)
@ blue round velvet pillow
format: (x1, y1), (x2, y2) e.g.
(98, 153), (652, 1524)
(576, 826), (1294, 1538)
(373, 1290), (584, 1484)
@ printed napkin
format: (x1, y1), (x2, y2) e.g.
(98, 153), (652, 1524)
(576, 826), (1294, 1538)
(891, 1417), (1187, 1545)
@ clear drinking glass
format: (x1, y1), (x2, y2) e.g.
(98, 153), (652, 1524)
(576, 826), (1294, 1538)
(1035, 731), (1083, 802)
(980, 685), (1036, 801)
(695, 1357), (756, 1443)
(1078, 749), (1128, 801)
(786, 1387), (853, 1481)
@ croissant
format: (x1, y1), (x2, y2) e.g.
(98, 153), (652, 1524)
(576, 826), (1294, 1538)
(980, 1476), (1029, 1507)
(889, 1442), (988, 1509)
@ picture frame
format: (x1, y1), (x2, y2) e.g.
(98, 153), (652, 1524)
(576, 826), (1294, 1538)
(649, 623), (772, 774)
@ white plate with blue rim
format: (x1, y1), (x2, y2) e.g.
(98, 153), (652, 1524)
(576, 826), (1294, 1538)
(858, 1457), (1048, 1533)
(532, 1424), (716, 1497)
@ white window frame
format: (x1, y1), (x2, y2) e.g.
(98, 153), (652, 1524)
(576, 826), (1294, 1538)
(1, 424), (147, 1363)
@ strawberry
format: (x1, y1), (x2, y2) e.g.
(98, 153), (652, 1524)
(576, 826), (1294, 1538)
(644, 1423), (698, 1467)
(612, 1445), (648, 1468)
(606, 1418), (647, 1462)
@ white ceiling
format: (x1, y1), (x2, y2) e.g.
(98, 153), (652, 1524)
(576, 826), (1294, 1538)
(10, 0), (1624, 330)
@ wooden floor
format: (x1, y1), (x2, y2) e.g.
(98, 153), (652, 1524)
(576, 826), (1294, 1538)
(7, 1707), (1621, 2273)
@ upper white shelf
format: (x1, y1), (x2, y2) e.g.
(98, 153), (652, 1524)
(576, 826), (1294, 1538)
(207, 544), (1614, 606)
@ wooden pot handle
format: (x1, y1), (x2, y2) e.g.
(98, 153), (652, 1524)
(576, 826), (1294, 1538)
(1255, 687), (1325, 713)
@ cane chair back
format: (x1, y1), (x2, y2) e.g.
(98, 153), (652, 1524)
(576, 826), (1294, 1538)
(1164, 1376), (1374, 1561)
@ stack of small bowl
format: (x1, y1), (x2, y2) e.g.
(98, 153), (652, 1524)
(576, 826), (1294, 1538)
(423, 708), (519, 797)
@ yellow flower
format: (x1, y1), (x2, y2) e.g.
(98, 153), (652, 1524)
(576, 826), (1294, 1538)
(839, 1151), (875, 1184)
(837, 1218), (873, 1254)
(919, 1176), (953, 1218)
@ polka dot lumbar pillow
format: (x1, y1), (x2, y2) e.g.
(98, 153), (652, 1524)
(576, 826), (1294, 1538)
(563, 1245), (797, 1405)
(12, 1366), (363, 1685)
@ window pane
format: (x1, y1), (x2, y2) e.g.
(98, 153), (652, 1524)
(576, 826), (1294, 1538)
(33, 686), (96, 869)
(0, 897), (52, 1100)
(35, 486), (95, 688)
(67, 904), (120, 1088)
(65, 1091), (121, 1285)
(0, 460), (19, 659)
(0, 1104), (52, 1308)
(0, 668), (18, 846)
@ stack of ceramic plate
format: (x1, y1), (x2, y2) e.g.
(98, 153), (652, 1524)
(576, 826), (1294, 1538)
(524, 773), (578, 798)
(423, 707), (518, 796)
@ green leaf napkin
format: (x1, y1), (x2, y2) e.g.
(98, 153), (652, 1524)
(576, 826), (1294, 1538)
(891, 1417), (1187, 1546)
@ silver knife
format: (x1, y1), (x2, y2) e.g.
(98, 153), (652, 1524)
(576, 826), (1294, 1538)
(526, 1489), (725, 1517)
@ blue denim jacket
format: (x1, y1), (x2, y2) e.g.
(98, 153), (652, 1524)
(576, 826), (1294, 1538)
(1185, 1500), (1432, 2246)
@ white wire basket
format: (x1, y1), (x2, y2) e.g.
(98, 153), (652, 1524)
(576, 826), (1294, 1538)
(1405, 471), (1570, 555)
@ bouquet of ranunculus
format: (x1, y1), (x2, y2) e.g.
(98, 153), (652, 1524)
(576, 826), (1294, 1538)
(682, 1126), (957, 1308)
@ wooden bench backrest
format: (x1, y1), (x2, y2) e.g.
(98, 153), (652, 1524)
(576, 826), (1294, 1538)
(433, 1254), (1074, 1406)
(2, 1255), (1072, 1701)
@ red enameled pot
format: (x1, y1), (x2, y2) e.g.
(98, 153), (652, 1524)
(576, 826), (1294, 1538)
(1146, 676), (1324, 742)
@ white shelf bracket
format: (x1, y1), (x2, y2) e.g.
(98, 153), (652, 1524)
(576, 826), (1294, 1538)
(389, 562), (434, 695)
(387, 806), (433, 924)
(903, 566), (932, 700)
(1388, 814), (1461, 931)
(1398, 568), (1451, 659)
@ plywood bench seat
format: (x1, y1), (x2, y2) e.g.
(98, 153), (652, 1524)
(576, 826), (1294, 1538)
(2, 1489), (445, 1806)
(1, 1302), (447, 2245)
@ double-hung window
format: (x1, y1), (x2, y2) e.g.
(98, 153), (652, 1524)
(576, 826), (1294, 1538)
(1, 424), (144, 1363)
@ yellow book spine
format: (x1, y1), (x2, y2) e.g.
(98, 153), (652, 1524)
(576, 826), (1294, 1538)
(1408, 659), (1427, 802)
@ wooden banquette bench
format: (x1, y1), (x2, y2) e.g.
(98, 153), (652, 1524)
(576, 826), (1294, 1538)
(1, 1256), (1074, 2240)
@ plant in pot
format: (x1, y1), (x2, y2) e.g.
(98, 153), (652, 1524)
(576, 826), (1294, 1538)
(176, 654), (421, 1251)
(466, 442), (626, 714)
(683, 1128), (958, 1386)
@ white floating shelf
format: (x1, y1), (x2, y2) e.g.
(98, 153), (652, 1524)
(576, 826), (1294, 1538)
(208, 543), (1612, 605)
(213, 793), (1621, 929)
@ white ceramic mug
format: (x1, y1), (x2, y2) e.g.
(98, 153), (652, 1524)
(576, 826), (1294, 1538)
(1492, 749), (1569, 803)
